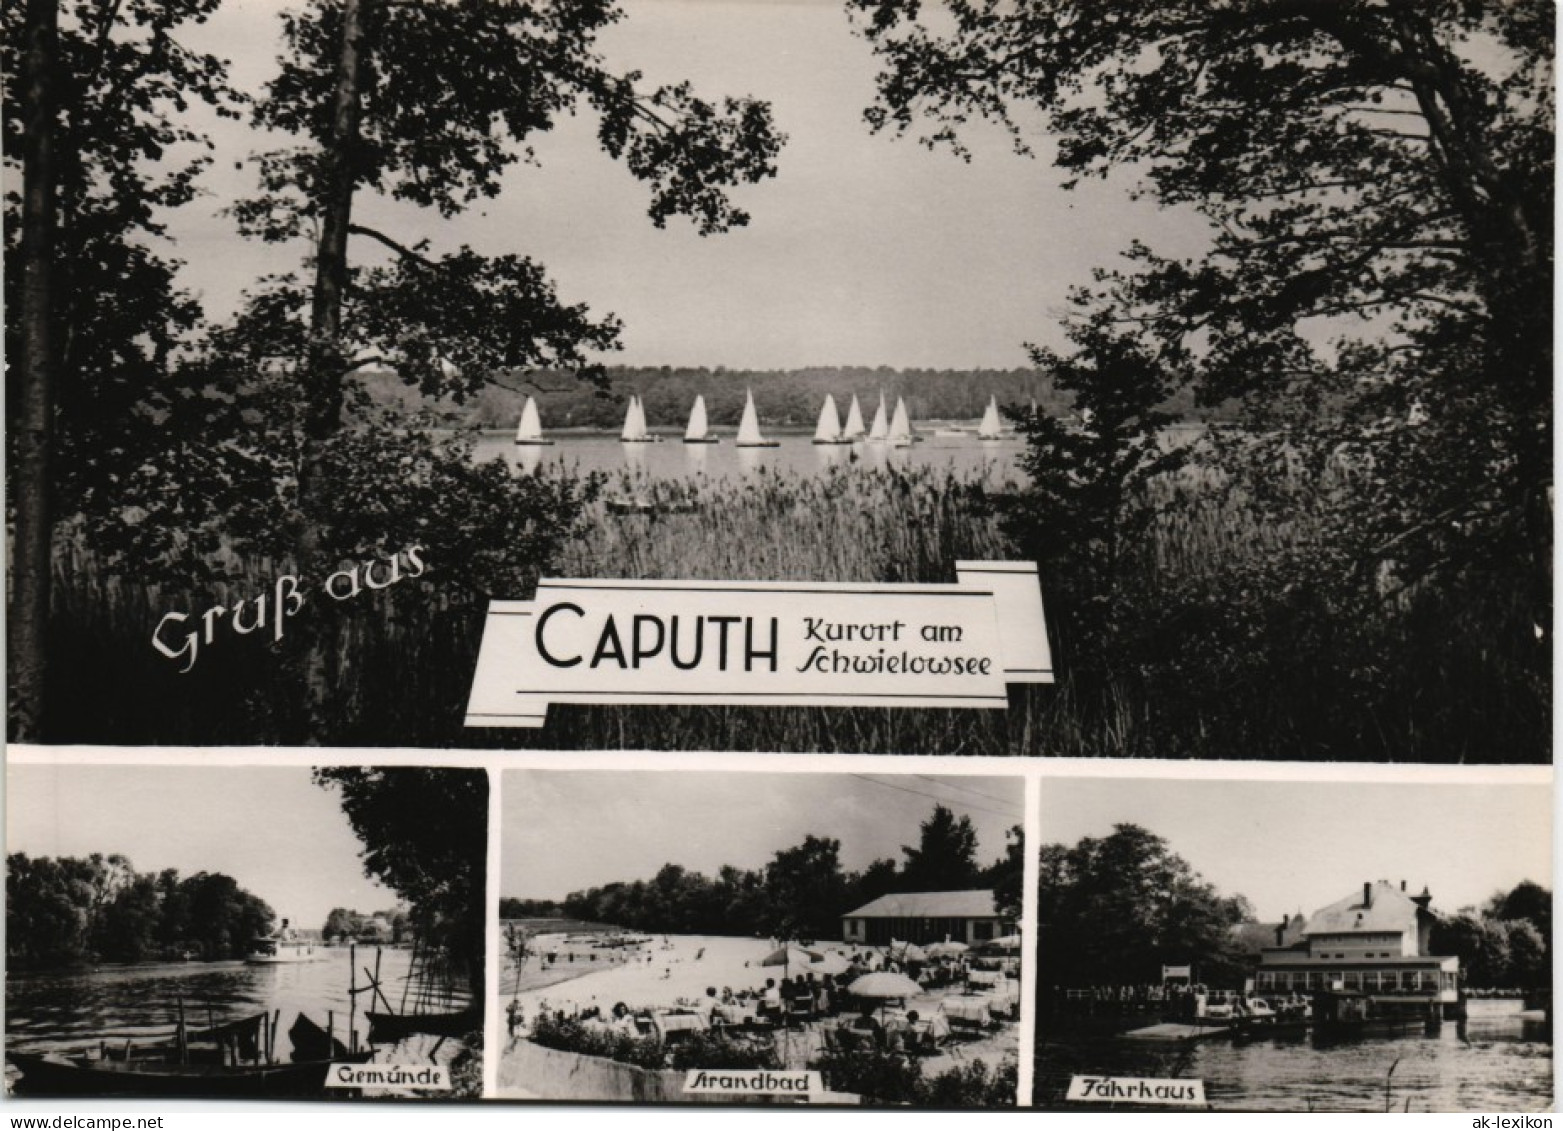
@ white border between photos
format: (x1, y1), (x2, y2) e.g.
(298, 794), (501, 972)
(2, 744), (1555, 1124)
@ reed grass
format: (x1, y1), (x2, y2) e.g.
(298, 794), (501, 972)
(34, 461), (1546, 760)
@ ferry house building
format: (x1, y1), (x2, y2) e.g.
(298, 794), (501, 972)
(1255, 881), (1459, 1009)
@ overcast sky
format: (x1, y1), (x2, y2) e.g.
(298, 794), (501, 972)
(7, 764), (396, 928)
(167, 0), (1208, 371)
(502, 770), (1024, 899)
(1039, 777), (1553, 925)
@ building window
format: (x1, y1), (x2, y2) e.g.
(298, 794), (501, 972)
(972, 921), (994, 941)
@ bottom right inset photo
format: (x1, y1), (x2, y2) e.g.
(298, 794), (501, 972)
(1034, 773), (1552, 1113)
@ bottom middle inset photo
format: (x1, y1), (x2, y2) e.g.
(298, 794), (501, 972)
(496, 767), (1025, 1107)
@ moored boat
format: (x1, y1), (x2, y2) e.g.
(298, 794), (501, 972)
(246, 922), (324, 965)
(514, 396), (553, 446)
(865, 392), (889, 442)
(812, 394), (852, 445)
(842, 395), (866, 440)
(888, 397), (914, 448)
(683, 395), (719, 444)
(620, 396), (659, 443)
(6, 1050), (339, 1098)
(7, 1010), (366, 1099)
(977, 396), (1004, 440)
(735, 389), (780, 448)
(1310, 988), (1441, 1043)
(365, 1007), (481, 1041)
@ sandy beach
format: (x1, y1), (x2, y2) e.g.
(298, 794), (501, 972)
(498, 931), (1019, 1081)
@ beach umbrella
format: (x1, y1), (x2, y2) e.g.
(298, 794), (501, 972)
(847, 972), (923, 1001)
(898, 943), (928, 963)
(927, 941), (969, 958)
(809, 953), (850, 976)
(760, 946), (820, 969)
(984, 934), (1022, 952)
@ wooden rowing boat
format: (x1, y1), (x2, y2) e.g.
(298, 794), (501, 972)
(365, 1008), (481, 1041)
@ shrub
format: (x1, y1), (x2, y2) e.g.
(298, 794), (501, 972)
(529, 1013), (665, 1070)
(812, 1045), (923, 1106)
(667, 1029), (780, 1071)
(917, 1058), (1017, 1108)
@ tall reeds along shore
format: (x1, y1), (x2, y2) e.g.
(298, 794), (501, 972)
(36, 461), (1545, 760)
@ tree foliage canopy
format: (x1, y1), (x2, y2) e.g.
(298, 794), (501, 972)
(556, 803), (1018, 940)
(851, 0), (1553, 759)
(1038, 824), (1252, 986)
(6, 852), (274, 969)
(314, 767), (488, 998)
(1, 0), (242, 544)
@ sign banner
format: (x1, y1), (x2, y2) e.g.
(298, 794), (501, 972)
(1065, 1076), (1208, 1107)
(682, 1069), (821, 1097)
(465, 561), (1050, 728)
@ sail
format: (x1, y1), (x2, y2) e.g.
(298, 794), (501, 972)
(978, 396), (1002, 440)
(685, 395), (710, 441)
(843, 395), (866, 438)
(621, 396), (647, 442)
(736, 389), (766, 446)
(889, 397), (913, 446)
(814, 394), (843, 443)
(867, 393), (889, 441)
(516, 397), (544, 442)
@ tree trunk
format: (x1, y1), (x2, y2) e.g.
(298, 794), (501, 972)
(9, 0), (60, 742)
(293, 0), (369, 742)
(301, 0), (368, 547)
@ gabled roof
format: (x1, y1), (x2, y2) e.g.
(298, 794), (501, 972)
(1304, 881), (1421, 937)
(843, 890), (998, 919)
(1233, 911), (1309, 954)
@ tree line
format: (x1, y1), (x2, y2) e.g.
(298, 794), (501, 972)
(508, 805), (1022, 943)
(1430, 882), (1551, 991)
(321, 905), (407, 943)
(6, 852), (274, 971)
(1039, 825), (1552, 993)
(367, 364), (1219, 431)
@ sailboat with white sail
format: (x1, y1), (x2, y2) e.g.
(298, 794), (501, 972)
(889, 396), (915, 448)
(842, 395), (866, 440)
(683, 395), (719, 444)
(514, 396), (553, 445)
(978, 396), (1004, 441)
(735, 389), (780, 448)
(621, 395), (658, 443)
(812, 394), (852, 445)
(866, 393), (889, 443)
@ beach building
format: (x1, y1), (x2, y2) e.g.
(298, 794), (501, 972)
(841, 890), (1008, 947)
(1254, 880), (1459, 1006)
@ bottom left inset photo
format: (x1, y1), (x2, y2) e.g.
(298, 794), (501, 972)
(4, 761), (487, 1100)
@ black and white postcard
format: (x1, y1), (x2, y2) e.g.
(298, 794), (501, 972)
(1034, 771), (1553, 1113)
(2, 0), (1554, 1120)
(496, 766), (1026, 1106)
(4, 759), (486, 1099)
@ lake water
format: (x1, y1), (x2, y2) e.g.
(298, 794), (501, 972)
(5, 948), (469, 1096)
(475, 430), (1025, 485)
(1036, 1000), (1551, 1113)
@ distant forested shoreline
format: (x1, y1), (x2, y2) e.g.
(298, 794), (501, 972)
(6, 853), (274, 972)
(363, 364), (1222, 431)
